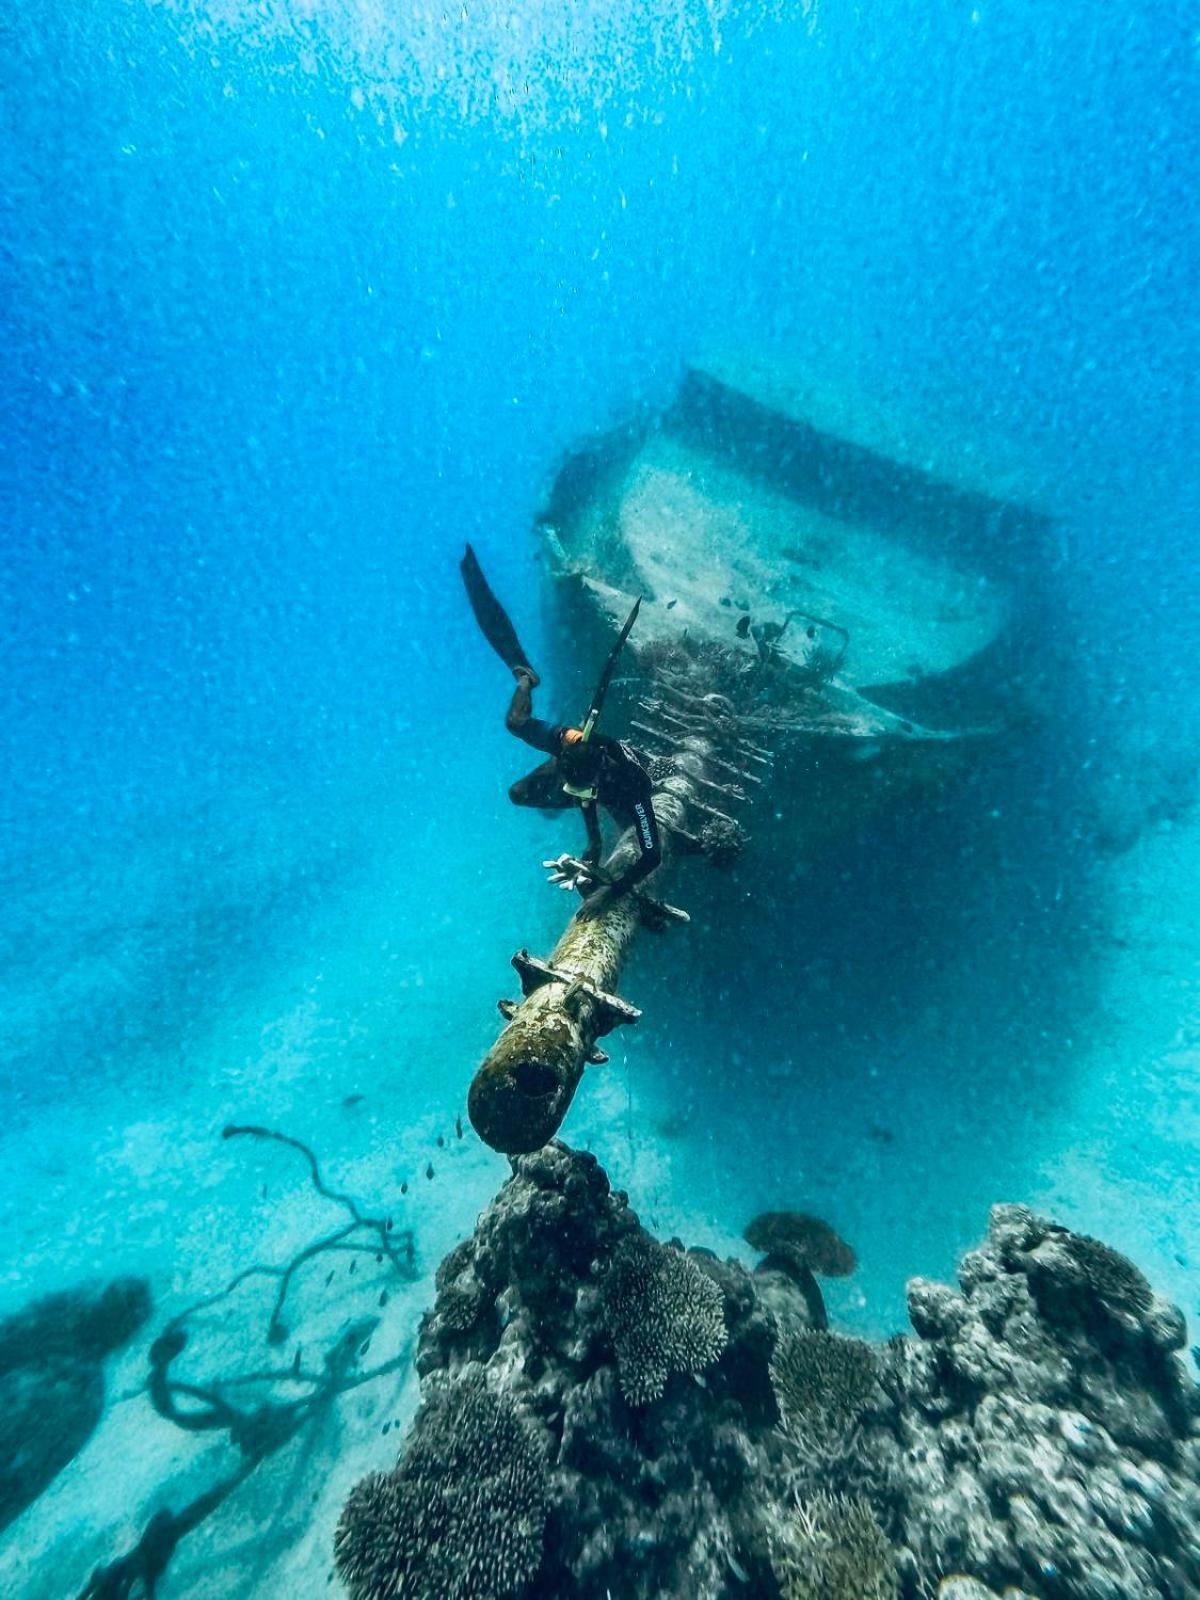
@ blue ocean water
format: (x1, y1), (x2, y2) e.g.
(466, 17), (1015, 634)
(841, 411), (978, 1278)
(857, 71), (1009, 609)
(3, 1), (1199, 1593)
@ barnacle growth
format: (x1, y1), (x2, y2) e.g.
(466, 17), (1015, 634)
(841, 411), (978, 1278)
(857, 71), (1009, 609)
(334, 1376), (546, 1600)
(768, 1491), (900, 1600)
(769, 1327), (878, 1455)
(601, 1234), (728, 1406)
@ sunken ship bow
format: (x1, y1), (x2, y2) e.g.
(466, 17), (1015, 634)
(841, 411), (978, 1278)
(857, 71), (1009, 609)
(535, 354), (1056, 854)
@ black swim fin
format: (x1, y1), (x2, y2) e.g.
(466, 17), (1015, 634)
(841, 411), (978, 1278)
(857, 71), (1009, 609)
(460, 544), (538, 678)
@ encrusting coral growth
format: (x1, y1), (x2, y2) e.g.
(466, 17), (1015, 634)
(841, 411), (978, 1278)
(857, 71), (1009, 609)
(335, 1150), (1200, 1600)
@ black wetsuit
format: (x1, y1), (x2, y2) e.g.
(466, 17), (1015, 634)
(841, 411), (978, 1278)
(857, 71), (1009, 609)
(506, 679), (662, 895)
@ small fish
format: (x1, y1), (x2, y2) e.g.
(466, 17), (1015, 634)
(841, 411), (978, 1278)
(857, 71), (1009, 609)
(437, 1134), (445, 1148)
(426, 1163), (435, 1180)
(455, 1116), (464, 1140)
(349, 1259), (357, 1275)
(379, 1290), (389, 1308)
(342, 1093), (365, 1108)
(400, 1181), (408, 1195)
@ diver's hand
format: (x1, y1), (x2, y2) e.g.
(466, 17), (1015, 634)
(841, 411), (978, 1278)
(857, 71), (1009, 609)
(544, 854), (599, 893)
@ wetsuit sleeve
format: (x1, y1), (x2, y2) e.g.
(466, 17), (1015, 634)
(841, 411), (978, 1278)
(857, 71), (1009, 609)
(505, 680), (563, 756)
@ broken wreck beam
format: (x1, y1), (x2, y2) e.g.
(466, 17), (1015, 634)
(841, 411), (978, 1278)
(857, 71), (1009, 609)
(468, 733), (725, 1154)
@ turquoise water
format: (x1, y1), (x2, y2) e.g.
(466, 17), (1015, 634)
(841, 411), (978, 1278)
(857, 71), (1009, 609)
(3, 2), (1199, 1593)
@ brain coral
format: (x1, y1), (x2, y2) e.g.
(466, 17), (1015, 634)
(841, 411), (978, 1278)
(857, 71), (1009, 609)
(334, 1376), (546, 1600)
(601, 1235), (728, 1406)
(769, 1491), (899, 1600)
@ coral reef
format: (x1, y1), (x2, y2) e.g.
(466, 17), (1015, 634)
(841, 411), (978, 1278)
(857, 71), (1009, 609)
(769, 1328), (878, 1462)
(407, 1142), (819, 1597)
(0, 1278), (151, 1534)
(340, 1150), (1199, 1600)
(601, 1233), (728, 1405)
(766, 1491), (899, 1600)
(335, 1376), (547, 1600)
(874, 1205), (1200, 1598)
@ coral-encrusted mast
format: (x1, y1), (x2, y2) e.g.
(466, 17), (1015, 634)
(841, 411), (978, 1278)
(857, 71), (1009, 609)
(467, 737), (713, 1154)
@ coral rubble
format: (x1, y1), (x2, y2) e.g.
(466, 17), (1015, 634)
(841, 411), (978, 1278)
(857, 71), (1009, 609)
(336, 1149), (1199, 1600)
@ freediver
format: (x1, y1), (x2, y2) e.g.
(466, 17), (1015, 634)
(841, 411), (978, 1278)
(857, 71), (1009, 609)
(460, 544), (662, 918)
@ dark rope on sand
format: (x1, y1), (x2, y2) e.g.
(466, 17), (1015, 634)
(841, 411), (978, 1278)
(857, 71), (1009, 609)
(222, 1122), (415, 1343)
(77, 1125), (416, 1600)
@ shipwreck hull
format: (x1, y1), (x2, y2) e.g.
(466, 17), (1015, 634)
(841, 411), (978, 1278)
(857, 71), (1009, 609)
(536, 353), (1053, 808)
(468, 355), (1053, 1152)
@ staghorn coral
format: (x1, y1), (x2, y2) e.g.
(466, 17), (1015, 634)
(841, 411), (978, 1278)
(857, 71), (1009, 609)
(768, 1491), (900, 1600)
(1063, 1233), (1153, 1316)
(335, 1375), (547, 1600)
(601, 1234), (729, 1406)
(770, 1327), (878, 1450)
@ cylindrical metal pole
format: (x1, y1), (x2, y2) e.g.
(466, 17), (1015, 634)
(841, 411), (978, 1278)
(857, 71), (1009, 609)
(468, 750), (706, 1154)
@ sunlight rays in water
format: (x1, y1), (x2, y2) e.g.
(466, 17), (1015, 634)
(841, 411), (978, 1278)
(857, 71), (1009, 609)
(154, 0), (817, 140)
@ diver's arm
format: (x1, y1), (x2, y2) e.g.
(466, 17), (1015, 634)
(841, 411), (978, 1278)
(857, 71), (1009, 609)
(580, 801), (603, 867)
(505, 674), (561, 755)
